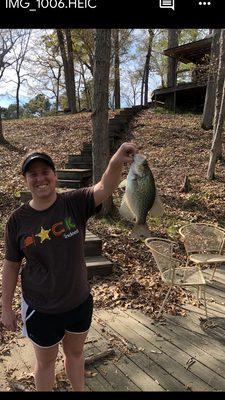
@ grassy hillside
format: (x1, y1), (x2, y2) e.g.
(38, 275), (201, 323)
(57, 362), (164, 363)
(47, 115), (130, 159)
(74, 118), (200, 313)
(0, 108), (224, 323)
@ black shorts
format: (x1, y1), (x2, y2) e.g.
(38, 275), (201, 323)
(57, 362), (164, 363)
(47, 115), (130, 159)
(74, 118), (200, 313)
(24, 294), (93, 348)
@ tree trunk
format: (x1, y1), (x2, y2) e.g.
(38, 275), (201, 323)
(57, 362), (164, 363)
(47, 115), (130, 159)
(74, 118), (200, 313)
(80, 62), (92, 110)
(166, 29), (180, 111)
(16, 73), (20, 119)
(212, 30), (225, 160)
(202, 29), (221, 130)
(140, 65), (146, 106)
(144, 29), (154, 106)
(77, 75), (81, 111)
(57, 29), (76, 113)
(55, 67), (61, 113)
(65, 29), (77, 113)
(0, 114), (5, 143)
(207, 30), (225, 180)
(92, 29), (112, 215)
(113, 29), (121, 109)
(167, 29), (180, 88)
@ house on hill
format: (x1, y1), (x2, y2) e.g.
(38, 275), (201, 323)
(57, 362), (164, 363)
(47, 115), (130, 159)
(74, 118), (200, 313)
(152, 36), (212, 112)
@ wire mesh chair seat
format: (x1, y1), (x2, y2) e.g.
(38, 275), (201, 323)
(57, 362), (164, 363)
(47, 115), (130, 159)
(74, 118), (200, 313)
(145, 237), (207, 319)
(179, 223), (225, 281)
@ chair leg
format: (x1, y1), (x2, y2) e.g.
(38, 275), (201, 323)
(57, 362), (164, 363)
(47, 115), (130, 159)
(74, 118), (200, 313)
(210, 263), (218, 281)
(157, 286), (172, 318)
(202, 286), (208, 319)
(196, 286), (200, 307)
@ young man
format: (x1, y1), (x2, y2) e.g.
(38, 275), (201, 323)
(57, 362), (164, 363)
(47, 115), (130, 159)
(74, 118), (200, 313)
(1, 142), (137, 391)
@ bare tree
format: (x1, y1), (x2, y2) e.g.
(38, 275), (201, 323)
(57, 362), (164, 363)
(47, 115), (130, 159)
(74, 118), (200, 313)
(207, 30), (225, 179)
(202, 29), (221, 130)
(123, 69), (142, 106)
(113, 29), (120, 109)
(0, 29), (23, 80)
(92, 29), (111, 215)
(56, 29), (77, 113)
(26, 33), (64, 112)
(0, 29), (25, 142)
(141, 29), (155, 106)
(10, 30), (32, 118)
(76, 62), (92, 110)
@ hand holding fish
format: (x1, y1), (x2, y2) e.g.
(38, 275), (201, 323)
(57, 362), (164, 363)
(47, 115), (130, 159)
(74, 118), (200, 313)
(110, 142), (138, 166)
(93, 142), (138, 207)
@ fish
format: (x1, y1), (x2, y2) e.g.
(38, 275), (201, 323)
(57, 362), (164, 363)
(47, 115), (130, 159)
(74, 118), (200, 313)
(119, 154), (164, 238)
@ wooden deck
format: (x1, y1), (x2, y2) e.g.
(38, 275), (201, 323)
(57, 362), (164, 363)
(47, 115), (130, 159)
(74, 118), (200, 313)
(1, 266), (225, 391)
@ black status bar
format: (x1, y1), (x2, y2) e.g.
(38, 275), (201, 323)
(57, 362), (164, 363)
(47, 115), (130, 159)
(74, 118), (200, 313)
(0, 0), (224, 28)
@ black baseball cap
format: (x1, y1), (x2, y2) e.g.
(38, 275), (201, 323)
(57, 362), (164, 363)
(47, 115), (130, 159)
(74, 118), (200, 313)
(22, 152), (55, 175)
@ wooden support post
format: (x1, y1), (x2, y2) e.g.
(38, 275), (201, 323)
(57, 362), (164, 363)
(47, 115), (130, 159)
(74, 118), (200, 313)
(173, 90), (176, 114)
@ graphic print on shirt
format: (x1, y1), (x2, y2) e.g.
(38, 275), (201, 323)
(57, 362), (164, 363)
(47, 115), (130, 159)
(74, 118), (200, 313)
(22, 216), (79, 253)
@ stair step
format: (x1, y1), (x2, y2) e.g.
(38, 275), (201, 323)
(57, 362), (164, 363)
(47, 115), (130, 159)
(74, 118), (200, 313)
(85, 255), (113, 278)
(121, 107), (133, 112)
(65, 162), (92, 169)
(81, 149), (92, 156)
(57, 168), (92, 180)
(108, 119), (128, 126)
(119, 109), (134, 115)
(83, 143), (92, 150)
(85, 230), (102, 256)
(68, 154), (92, 163)
(108, 123), (126, 130)
(132, 105), (143, 112)
(57, 179), (83, 188)
(113, 115), (130, 122)
(108, 130), (124, 138)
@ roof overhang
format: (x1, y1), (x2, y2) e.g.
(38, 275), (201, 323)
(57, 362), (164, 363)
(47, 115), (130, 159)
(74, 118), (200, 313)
(164, 36), (212, 64)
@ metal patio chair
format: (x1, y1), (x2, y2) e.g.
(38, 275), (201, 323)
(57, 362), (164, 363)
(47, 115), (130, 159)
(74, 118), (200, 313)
(179, 223), (225, 281)
(145, 237), (207, 319)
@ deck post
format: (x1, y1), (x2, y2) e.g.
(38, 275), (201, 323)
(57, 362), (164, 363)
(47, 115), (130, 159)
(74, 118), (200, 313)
(173, 90), (176, 114)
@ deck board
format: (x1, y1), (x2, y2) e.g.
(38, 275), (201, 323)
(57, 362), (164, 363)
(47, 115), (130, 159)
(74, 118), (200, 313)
(1, 268), (225, 391)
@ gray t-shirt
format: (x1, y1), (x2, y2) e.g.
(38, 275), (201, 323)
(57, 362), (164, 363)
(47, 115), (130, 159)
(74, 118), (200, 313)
(4, 187), (100, 314)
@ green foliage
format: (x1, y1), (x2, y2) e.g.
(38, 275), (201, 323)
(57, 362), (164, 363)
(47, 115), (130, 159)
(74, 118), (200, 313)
(23, 94), (51, 117)
(71, 29), (95, 71)
(179, 29), (209, 45)
(1, 104), (25, 120)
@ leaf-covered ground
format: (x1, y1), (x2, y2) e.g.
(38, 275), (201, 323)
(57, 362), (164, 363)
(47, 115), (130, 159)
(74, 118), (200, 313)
(1, 107), (225, 350)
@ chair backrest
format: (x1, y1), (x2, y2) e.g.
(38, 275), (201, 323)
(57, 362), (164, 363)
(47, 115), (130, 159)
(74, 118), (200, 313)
(179, 223), (225, 255)
(145, 238), (180, 283)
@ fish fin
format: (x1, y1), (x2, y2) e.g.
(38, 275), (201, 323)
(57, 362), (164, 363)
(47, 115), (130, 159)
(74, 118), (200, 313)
(132, 224), (152, 239)
(118, 179), (127, 189)
(149, 191), (165, 217)
(119, 195), (135, 222)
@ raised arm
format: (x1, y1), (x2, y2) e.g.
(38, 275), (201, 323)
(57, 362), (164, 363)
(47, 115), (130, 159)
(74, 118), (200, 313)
(1, 259), (22, 331)
(93, 142), (137, 207)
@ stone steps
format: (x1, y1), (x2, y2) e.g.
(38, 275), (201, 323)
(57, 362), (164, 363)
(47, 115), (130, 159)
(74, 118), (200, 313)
(57, 168), (92, 180)
(84, 230), (103, 256)
(57, 179), (84, 189)
(86, 255), (113, 278)
(65, 162), (92, 169)
(68, 154), (92, 163)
